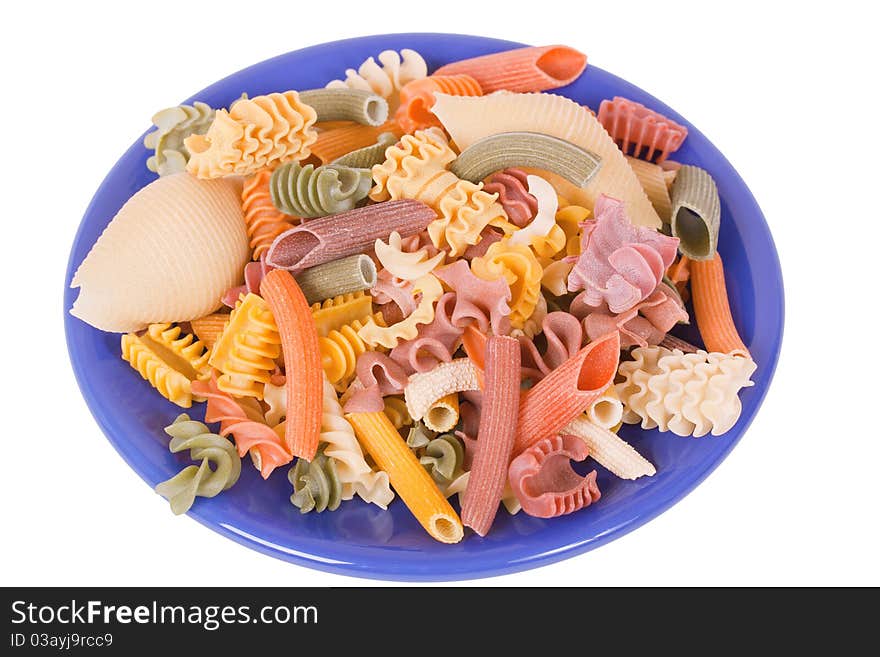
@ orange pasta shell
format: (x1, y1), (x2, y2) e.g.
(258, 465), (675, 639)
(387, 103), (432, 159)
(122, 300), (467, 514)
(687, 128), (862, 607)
(690, 253), (750, 357)
(395, 75), (483, 133)
(260, 270), (322, 460)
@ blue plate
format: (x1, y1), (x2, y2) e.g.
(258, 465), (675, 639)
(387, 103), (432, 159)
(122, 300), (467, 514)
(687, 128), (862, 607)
(64, 33), (784, 581)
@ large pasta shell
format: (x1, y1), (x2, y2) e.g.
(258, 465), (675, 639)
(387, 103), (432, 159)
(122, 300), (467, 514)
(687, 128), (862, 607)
(70, 173), (249, 332)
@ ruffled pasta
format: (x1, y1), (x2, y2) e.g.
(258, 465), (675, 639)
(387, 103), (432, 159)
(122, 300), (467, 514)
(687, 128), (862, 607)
(209, 293), (281, 400)
(616, 346), (757, 437)
(310, 291), (374, 336)
(597, 96), (687, 164)
(185, 91), (318, 178)
(371, 128), (511, 256)
(471, 239), (543, 330)
(121, 323), (211, 408)
(357, 274), (444, 349)
(326, 49), (428, 112)
(144, 101), (215, 176)
(269, 162), (373, 218)
(155, 414), (241, 515)
(374, 230), (445, 281)
(319, 313), (386, 392)
(242, 170), (298, 260)
(431, 92), (662, 228)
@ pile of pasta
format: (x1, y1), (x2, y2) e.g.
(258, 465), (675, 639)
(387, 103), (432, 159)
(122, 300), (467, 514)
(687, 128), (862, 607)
(70, 44), (757, 543)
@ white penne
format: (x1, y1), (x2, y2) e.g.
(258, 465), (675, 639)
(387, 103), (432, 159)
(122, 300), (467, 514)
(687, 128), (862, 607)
(564, 416), (656, 480)
(586, 386), (624, 430)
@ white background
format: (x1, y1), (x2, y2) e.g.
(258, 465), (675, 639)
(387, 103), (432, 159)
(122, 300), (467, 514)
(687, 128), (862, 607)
(2, 0), (877, 586)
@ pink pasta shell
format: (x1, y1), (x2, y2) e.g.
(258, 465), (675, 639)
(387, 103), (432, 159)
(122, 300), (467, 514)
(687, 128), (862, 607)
(508, 434), (601, 518)
(597, 96), (688, 164)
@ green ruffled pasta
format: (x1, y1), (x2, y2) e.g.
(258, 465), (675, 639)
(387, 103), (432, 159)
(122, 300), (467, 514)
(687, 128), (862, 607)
(144, 102), (215, 176)
(299, 88), (389, 126)
(449, 131), (602, 188)
(406, 422), (436, 450)
(332, 132), (399, 169)
(270, 162), (373, 218)
(154, 414), (241, 515)
(294, 254), (376, 305)
(419, 433), (465, 484)
(288, 446), (343, 513)
(670, 165), (721, 260)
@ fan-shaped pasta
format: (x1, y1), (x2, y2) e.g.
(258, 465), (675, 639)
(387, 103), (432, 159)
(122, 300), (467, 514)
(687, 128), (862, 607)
(185, 91), (318, 178)
(319, 314), (387, 392)
(616, 346), (757, 437)
(70, 174), (249, 333)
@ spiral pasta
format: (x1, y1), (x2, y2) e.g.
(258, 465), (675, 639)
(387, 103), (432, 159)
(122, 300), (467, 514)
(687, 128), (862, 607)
(209, 293), (281, 400)
(370, 128), (511, 256)
(185, 91), (318, 178)
(242, 170), (298, 260)
(269, 162), (373, 218)
(326, 48), (428, 112)
(288, 445), (342, 513)
(155, 414), (241, 515)
(121, 323), (211, 408)
(616, 346), (758, 437)
(144, 101), (215, 176)
(471, 240), (543, 330)
(319, 314), (387, 392)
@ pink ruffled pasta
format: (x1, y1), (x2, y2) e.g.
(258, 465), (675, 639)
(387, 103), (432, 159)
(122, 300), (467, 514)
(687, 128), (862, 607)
(597, 96), (688, 163)
(222, 256), (274, 308)
(389, 292), (463, 374)
(566, 194), (679, 313)
(483, 168), (537, 228)
(508, 434), (601, 518)
(571, 282), (688, 348)
(433, 260), (512, 335)
(460, 228), (503, 260)
(518, 311), (584, 382)
(343, 352), (409, 413)
(371, 269), (417, 317)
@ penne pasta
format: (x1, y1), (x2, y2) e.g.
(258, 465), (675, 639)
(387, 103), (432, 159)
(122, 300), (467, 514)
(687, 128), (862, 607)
(299, 88), (389, 126)
(690, 253), (750, 357)
(294, 254), (377, 306)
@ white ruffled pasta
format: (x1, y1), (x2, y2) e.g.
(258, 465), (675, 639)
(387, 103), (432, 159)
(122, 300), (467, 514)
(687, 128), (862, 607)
(616, 346), (757, 437)
(326, 49), (428, 112)
(374, 231), (445, 281)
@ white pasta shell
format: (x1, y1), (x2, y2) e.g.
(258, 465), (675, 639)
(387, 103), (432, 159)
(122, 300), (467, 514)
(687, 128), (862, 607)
(70, 173), (249, 332)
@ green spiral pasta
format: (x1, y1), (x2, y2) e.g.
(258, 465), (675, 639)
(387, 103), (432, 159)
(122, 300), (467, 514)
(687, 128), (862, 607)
(144, 102), (216, 176)
(154, 414), (242, 515)
(288, 446), (343, 513)
(299, 88), (389, 126)
(270, 162), (373, 218)
(419, 433), (466, 483)
(332, 132), (399, 169)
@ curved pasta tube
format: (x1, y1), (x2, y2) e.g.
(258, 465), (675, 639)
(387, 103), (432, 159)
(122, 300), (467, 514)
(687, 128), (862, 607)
(331, 131), (399, 169)
(294, 254), (377, 306)
(298, 88), (388, 126)
(471, 240), (543, 330)
(423, 393), (459, 433)
(670, 165), (721, 260)
(357, 274), (444, 349)
(270, 162), (372, 218)
(121, 323), (211, 408)
(155, 414), (241, 515)
(209, 293), (281, 400)
(405, 359), (481, 422)
(144, 101), (215, 176)
(450, 132), (601, 188)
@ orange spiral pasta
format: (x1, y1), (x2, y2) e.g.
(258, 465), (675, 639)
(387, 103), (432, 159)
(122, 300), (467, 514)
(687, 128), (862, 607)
(395, 74), (482, 133)
(241, 171), (298, 260)
(191, 377), (292, 479)
(690, 253), (750, 357)
(308, 120), (403, 164)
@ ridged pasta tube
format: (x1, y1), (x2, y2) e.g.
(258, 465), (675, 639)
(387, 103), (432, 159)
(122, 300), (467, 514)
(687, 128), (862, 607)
(288, 446), (343, 513)
(242, 170), (298, 260)
(121, 323), (211, 408)
(405, 359), (481, 422)
(450, 132), (601, 188)
(185, 91), (317, 178)
(670, 165), (721, 260)
(208, 293), (281, 400)
(270, 162), (372, 218)
(299, 88), (389, 126)
(371, 128), (511, 256)
(564, 416), (656, 480)
(144, 101), (215, 176)
(326, 49), (428, 112)
(295, 254), (377, 305)
(423, 393), (460, 433)
(155, 414), (241, 515)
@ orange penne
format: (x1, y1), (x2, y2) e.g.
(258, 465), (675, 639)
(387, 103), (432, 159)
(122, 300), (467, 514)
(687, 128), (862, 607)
(690, 253), (750, 357)
(308, 120), (403, 164)
(433, 45), (587, 94)
(514, 332), (620, 456)
(395, 75), (482, 133)
(260, 270), (322, 460)
(242, 170), (298, 260)
(346, 411), (464, 543)
(461, 335), (520, 536)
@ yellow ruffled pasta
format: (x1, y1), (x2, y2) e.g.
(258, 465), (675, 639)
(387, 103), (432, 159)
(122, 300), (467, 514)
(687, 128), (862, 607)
(357, 274), (444, 349)
(185, 91), (318, 178)
(371, 128), (510, 256)
(471, 240), (543, 330)
(554, 201), (589, 257)
(310, 291), (374, 337)
(383, 395), (412, 429)
(431, 92), (662, 228)
(209, 293), (282, 400)
(319, 313), (387, 392)
(121, 323), (211, 408)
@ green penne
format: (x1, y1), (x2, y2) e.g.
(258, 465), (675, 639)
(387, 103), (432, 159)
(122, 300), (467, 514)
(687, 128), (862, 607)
(294, 254), (377, 305)
(449, 131), (602, 188)
(299, 88), (389, 126)
(670, 165), (721, 260)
